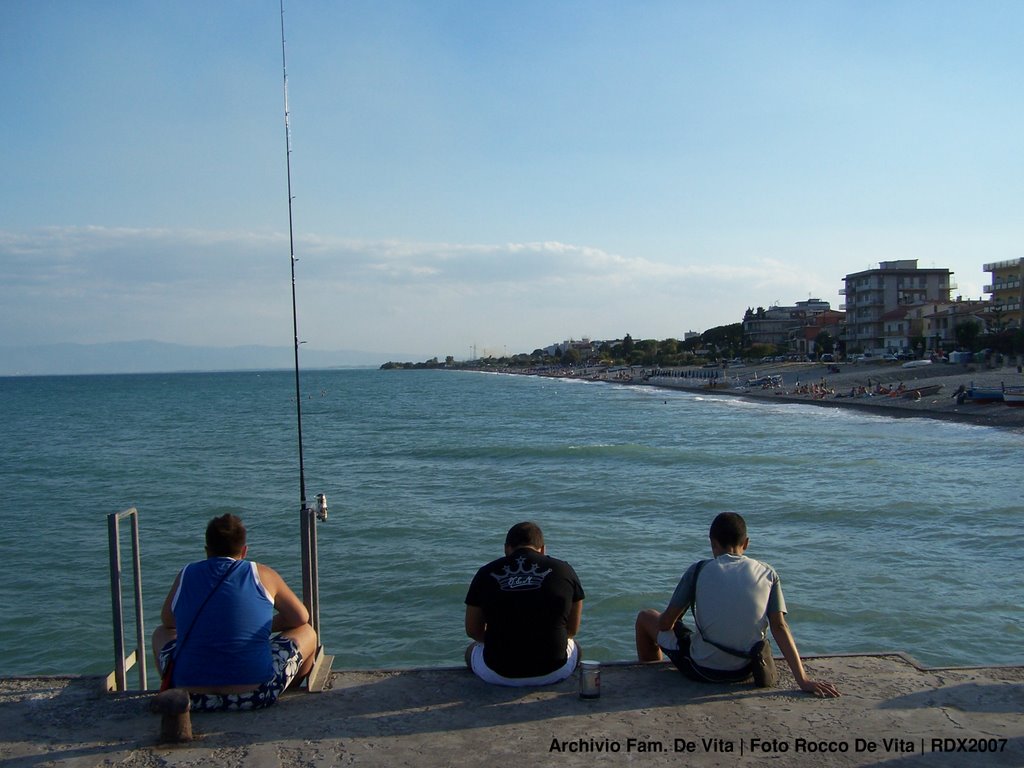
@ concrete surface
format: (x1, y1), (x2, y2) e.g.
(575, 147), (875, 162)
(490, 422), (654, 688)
(2, 654), (1022, 767)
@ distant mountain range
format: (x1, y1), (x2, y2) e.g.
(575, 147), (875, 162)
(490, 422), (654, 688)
(0, 340), (410, 376)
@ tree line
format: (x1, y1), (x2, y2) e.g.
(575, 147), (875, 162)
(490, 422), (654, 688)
(382, 316), (1023, 371)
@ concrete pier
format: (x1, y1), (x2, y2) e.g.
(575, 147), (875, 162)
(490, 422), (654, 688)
(2, 654), (1022, 766)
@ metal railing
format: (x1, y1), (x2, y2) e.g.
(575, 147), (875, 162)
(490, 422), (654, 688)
(106, 507), (147, 692)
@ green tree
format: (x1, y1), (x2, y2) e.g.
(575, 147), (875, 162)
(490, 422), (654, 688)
(984, 307), (1012, 353)
(636, 339), (659, 365)
(622, 334), (635, 359)
(954, 321), (981, 352)
(701, 323), (743, 353)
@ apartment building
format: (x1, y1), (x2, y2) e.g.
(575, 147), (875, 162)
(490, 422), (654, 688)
(983, 258), (1023, 329)
(886, 299), (987, 354)
(795, 309), (845, 357)
(742, 299), (831, 349)
(840, 260), (953, 353)
(881, 307), (911, 353)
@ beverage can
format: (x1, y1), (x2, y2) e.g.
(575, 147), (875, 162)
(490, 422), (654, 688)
(579, 660), (600, 699)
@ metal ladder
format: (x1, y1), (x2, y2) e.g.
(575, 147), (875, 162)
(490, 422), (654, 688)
(106, 507), (147, 692)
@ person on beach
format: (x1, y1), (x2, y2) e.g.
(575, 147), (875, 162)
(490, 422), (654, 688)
(635, 512), (839, 697)
(464, 521), (585, 686)
(152, 513), (318, 710)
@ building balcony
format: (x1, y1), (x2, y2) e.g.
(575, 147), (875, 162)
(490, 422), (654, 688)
(986, 281), (1021, 294)
(983, 258), (1022, 272)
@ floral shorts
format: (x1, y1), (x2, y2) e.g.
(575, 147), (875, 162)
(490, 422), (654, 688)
(159, 636), (302, 711)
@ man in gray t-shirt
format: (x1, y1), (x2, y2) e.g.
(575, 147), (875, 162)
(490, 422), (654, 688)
(635, 512), (839, 697)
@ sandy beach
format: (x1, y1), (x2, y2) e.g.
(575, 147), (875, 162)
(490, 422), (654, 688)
(2, 655), (1022, 767)
(644, 359), (1024, 431)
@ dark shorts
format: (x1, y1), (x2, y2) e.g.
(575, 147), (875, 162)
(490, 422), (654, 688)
(159, 636), (303, 711)
(660, 623), (753, 684)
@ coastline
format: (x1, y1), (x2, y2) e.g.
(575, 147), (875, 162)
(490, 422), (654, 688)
(3, 655), (1022, 767)
(527, 360), (1024, 431)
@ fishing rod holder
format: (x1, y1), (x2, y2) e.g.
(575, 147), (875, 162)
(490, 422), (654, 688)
(299, 493), (333, 691)
(300, 493), (326, 629)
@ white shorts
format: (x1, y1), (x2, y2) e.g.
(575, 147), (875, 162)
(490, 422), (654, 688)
(469, 639), (579, 687)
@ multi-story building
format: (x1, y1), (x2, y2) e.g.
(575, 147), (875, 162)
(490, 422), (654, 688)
(881, 307), (911, 353)
(742, 299), (831, 350)
(794, 309), (845, 358)
(983, 258), (1023, 329)
(904, 299), (989, 353)
(840, 260), (954, 353)
(545, 338), (598, 356)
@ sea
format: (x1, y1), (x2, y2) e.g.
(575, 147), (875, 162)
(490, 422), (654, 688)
(1, 368), (1021, 685)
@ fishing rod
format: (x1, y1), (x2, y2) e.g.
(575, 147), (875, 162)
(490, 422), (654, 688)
(281, 3), (302, 498)
(280, 0), (310, 511)
(279, 0), (331, 688)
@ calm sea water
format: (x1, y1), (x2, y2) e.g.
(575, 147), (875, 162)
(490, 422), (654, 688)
(1, 369), (1021, 682)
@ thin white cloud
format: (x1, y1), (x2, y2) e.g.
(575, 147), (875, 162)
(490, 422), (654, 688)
(0, 225), (877, 356)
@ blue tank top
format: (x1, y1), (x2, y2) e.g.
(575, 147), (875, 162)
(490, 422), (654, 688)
(171, 557), (274, 687)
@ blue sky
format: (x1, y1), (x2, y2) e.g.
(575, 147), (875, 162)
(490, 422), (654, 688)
(3, 1), (1021, 360)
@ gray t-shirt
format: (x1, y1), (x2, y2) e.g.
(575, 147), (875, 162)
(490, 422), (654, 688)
(668, 553), (786, 671)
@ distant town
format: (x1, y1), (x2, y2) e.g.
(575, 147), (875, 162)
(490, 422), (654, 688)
(383, 258), (1024, 370)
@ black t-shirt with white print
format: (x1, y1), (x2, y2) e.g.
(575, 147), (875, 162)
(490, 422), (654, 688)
(465, 547), (585, 678)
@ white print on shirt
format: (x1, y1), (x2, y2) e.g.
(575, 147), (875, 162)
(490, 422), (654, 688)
(491, 556), (552, 591)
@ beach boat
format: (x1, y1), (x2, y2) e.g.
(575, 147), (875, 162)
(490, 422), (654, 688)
(745, 374), (782, 389)
(902, 383), (943, 399)
(1003, 386), (1024, 407)
(965, 383), (1004, 404)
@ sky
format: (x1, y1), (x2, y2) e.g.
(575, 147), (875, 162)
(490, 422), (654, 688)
(3, 1), (1022, 361)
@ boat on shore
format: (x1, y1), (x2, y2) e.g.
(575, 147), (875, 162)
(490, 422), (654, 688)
(1004, 386), (1024, 407)
(965, 383), (1005, 404)
(902, 383), (943, 399)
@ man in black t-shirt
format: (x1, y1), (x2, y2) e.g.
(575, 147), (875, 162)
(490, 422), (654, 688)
(464, 522), (585, 685)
